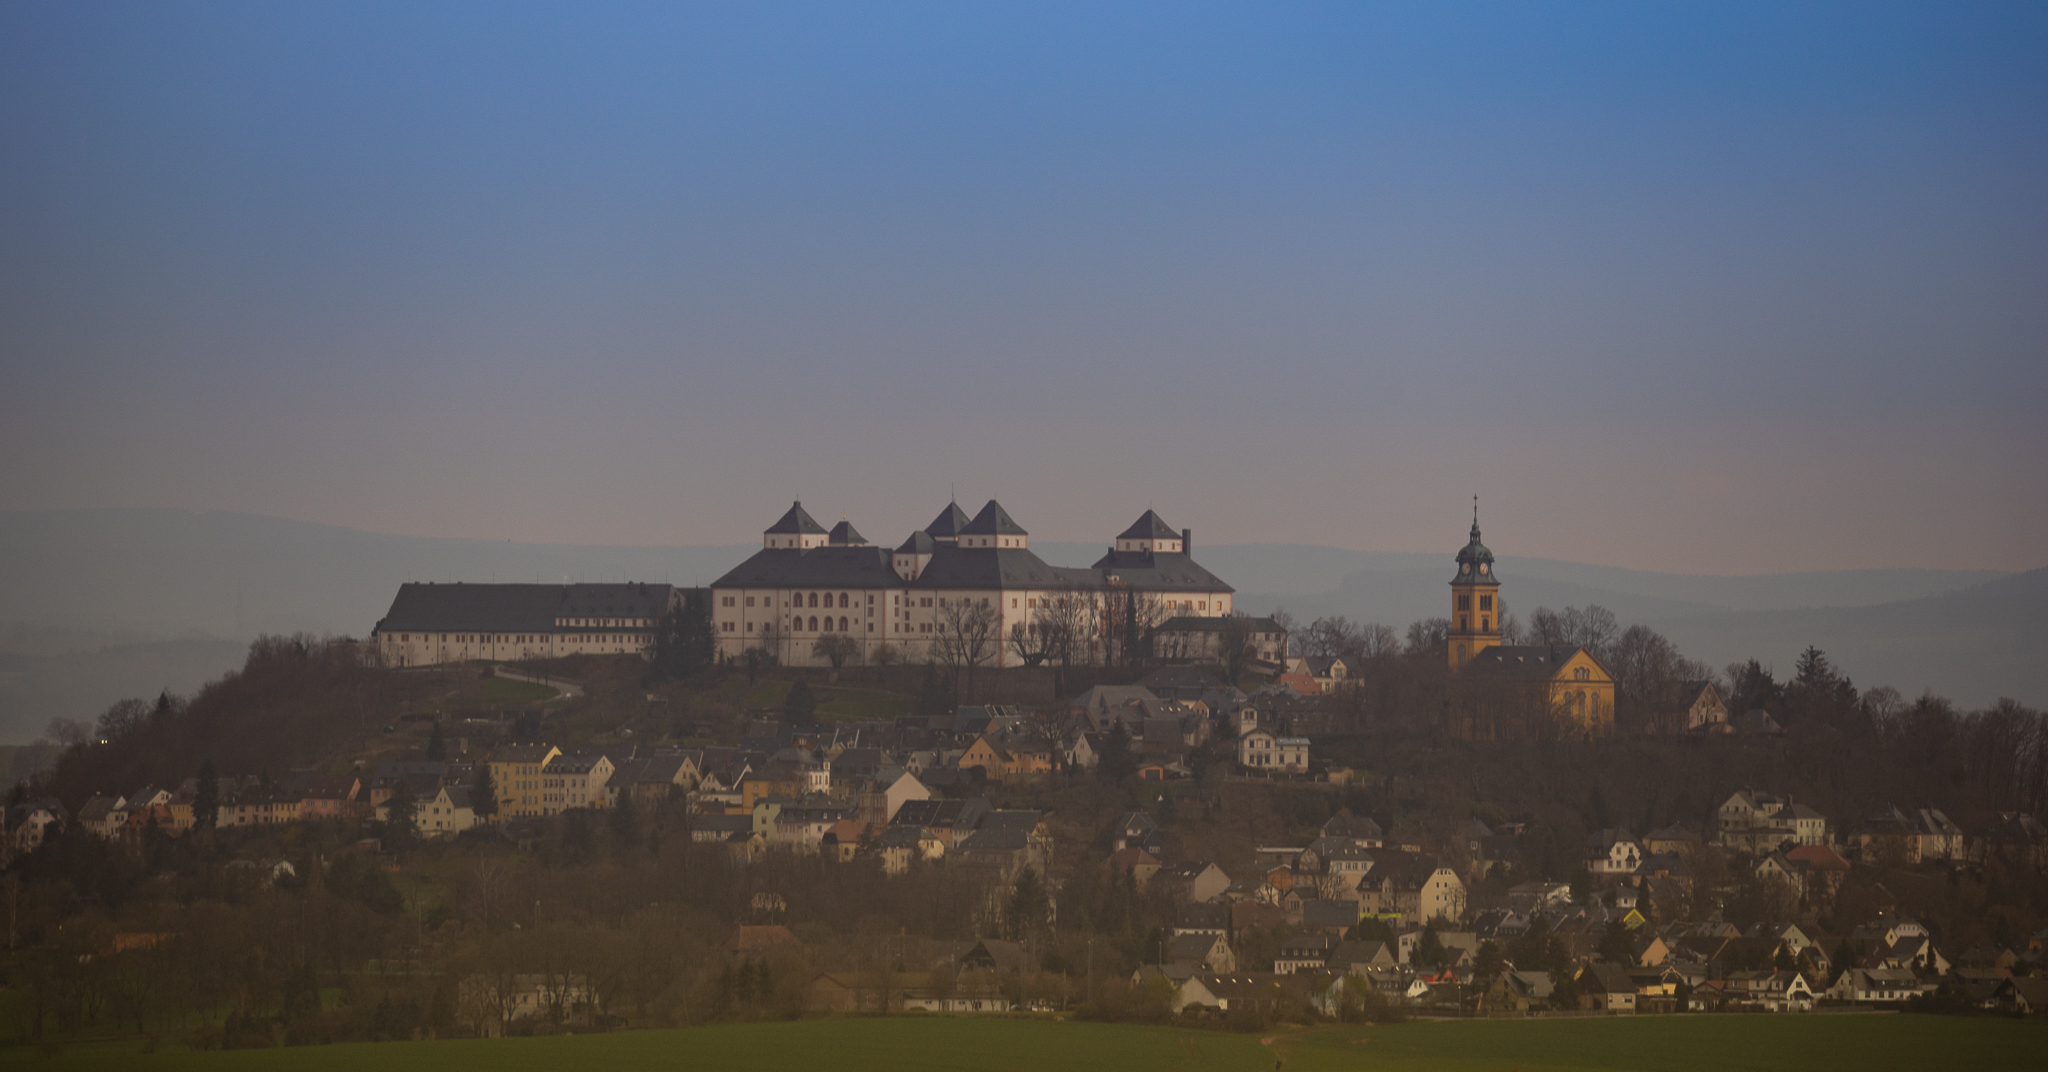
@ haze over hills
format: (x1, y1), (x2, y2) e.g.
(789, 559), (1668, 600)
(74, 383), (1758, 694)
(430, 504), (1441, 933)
(0, 509), (2034, 742)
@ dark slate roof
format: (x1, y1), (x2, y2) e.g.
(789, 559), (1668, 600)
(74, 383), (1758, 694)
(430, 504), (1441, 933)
(925, 502), (972, 541)
(1453, 509), (1497, 584)
(827, 520), (866, 546)
(1458, 645), (1584, 681)
(1117, 510), (1179, 541)
(959, 499), (1028, 537)
(895, 530), (936, 555)
(766, 501), (827, 535)
(909, 546), (1095, 590)
(1089, 551), (1234, 593)
(710, 546), (901, 589)
(375, 582), (676, 635)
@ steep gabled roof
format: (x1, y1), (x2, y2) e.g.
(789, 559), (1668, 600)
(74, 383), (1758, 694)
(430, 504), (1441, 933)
(1117, 510), (1179, 541)
(765, 501), (827, 535)
(959, 499), (1028, 537)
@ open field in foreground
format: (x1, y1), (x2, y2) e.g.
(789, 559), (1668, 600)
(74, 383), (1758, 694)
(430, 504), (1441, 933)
(9, 1013), (2045, 1072)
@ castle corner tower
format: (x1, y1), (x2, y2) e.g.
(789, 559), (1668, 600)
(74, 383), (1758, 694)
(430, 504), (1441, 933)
(1449, 499), (1502, 669)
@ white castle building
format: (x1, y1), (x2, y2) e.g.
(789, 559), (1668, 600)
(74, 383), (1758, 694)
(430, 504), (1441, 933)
(709, 500), (1236, 668)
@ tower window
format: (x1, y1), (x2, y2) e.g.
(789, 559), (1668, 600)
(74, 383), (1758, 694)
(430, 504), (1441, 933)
(1480, 595), (1493, 611)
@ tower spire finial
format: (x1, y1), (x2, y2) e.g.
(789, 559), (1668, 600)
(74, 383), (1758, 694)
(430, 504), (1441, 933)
(1472, 494), (1481, 537)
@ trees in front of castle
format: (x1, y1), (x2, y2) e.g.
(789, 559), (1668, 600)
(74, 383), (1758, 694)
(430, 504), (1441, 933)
(651, 589), (716, 681)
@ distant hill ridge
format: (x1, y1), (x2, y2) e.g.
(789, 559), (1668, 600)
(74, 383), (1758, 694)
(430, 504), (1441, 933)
(0, 508), (2035, 741)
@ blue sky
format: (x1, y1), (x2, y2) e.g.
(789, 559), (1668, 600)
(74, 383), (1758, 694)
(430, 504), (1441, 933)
(2, 2), (2044, 572)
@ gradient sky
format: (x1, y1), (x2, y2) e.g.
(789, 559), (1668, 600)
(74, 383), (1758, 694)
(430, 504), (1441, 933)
(3, 2), (2044, 574)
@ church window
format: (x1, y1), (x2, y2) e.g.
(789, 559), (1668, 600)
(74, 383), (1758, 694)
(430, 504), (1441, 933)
(1480, 595), (1492, 611)
(1459, 616), (1468, 631)
(1481, 617), (1490, 632)
(1457, 595), (1471, 611)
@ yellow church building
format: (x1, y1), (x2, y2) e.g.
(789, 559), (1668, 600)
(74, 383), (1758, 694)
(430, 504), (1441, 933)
(1447, 506), (1615, 738)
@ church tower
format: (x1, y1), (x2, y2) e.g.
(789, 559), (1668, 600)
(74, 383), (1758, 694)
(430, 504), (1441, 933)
(1448, 498), (1502, 669)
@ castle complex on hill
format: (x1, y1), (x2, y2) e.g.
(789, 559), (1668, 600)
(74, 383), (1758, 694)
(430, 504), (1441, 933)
(367, 498), (1613, 735)
(708, 499), (1237, 669)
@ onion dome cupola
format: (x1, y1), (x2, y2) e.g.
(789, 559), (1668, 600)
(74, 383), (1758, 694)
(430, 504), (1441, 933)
(763, 500), (829, 550)
(1448, 496), (1503, 669)
(1452, 499), (1497, 586)
(958, 499), (1028, 549)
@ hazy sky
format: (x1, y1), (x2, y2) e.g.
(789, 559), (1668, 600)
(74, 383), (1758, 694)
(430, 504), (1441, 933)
(3, 2), (2044, 574)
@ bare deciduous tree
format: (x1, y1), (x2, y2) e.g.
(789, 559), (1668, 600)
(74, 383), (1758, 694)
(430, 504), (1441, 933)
(935, 598), (1001, 703)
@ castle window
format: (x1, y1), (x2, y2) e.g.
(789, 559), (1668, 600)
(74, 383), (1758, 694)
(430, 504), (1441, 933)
(746, 622), (754, 632)
(821, 617), (833, 632)
(840, 616), (849, 631)
(839, 593), (849, 608)
(808, 593), (819, 608)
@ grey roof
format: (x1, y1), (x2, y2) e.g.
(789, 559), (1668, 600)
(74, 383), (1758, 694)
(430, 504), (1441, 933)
(1459, 645), (1596, 681)
(908, 546), (1095, 590)
(1452, 509), (1497, 584)
(1302, 899), (1362, 928)
(1089, 550), (1234, 593)
(924, 502), (972, 541)
(710, 546), (901, 589)
(827, 520), (867, 546)
(375, 582), (677, 635)
(959, 499), (1027, 537)
(1117, 510), (1179, 541)
(895, 530), (936, 554)
(765, 501), (827, 535)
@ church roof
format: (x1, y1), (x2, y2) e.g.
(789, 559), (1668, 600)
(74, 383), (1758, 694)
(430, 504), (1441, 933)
(1459, 645), (1599, 681)
(924, 502), (972, 541)
(959, 499), (1028, 537)
(1117, 509), (1178, 541)
(828, 520), (866, 546)
(1452, 522), (1496, 585)
(765, 501), (827, 535)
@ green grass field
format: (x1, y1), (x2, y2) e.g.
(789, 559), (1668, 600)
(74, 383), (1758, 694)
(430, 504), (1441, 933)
(11, 1014), (2044, 1072)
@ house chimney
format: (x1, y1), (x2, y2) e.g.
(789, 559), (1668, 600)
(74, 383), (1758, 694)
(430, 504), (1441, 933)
(1182, 528), (1192, 554)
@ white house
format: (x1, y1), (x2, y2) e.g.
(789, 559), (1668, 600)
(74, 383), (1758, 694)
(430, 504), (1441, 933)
(1238, 727), (1309, 773)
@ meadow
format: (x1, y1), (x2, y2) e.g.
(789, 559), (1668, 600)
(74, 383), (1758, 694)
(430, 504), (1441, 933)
(10, 1013), (2044, 1072)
